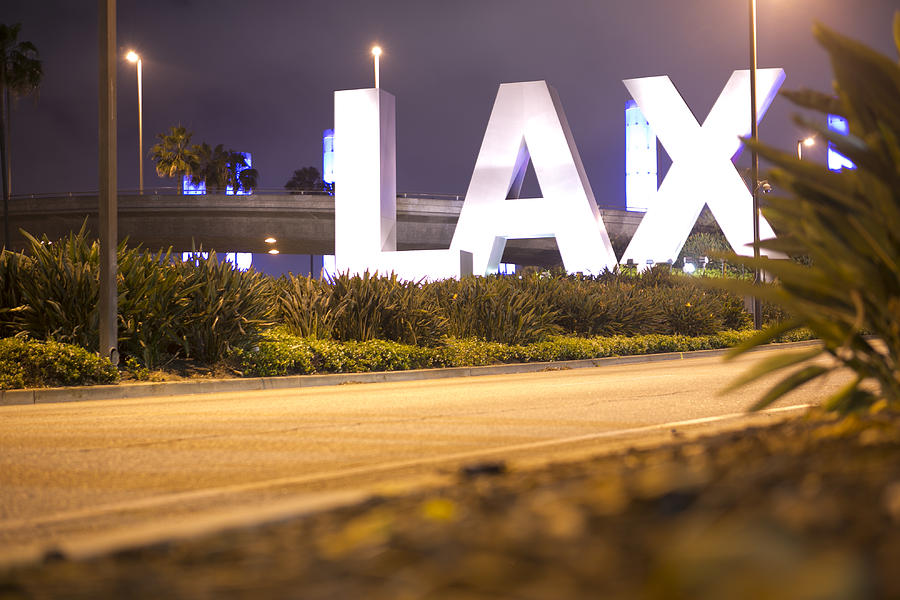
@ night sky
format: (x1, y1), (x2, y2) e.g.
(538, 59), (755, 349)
(4, 0), (898, 207)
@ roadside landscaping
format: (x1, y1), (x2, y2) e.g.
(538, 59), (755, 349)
(1, 227), (790, 390)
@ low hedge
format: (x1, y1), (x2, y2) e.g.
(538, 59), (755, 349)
(236, 327), (815, 377)
(0, 328), (816, 389)
(0, 337), (119, 390)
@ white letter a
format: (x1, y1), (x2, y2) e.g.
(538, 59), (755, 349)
(451, 81), (618, 276)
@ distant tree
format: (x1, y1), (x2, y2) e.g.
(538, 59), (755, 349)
(224, 150), (258, 194)
(152, 127), (258, 195)
(149, 125), (198, 191)
(190, 142), (229, 193)
(285, 167), (326, 192)
(0, 23), (42, 246)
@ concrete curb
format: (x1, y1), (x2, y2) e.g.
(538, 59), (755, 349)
(1, 340), (821, 406)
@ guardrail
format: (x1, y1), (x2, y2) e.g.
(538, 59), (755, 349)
(9, 188), (465, 200)
(9, 188), (332, 200)
(8, 189), (641, 212)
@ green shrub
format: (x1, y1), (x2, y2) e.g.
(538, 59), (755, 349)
(237, 328), (791, 378)
(274, 272), (449, 346)
(677, 231), (751, 275)
(326, 271), (398, 342)
(760, 299), (793, 327)
(434, 337), (518, 367)
(333, 339), (434, 372)
(175, 251), (274, 363)
(679, 231), (732, 262)
(327, 272), (448, 346)
(430, 275), (560, 344)
(658, 286), (725, 336)
(275, 270), (759, 348)
(117, 246), (198, 368)
(374, 277), (448, 347)
(306, 338), (358, 373)
(635, 264), (678, 289)
(0, 337), (119, 389)
(545, 278), (664, 336)
(275, 275), (335, 339)
(1, 230), (275, 367)
(517, 336), (600, 362)
(123, 356), (151, 381)
(233, 328), (316, 377)
(9, 228), (103, 350)
(0, 249), (24, 337)
(716, 291), (753, 330)
(273, 270), (754, 345)
(238, 329), (436, 376)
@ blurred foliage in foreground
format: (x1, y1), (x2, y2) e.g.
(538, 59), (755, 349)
(723, 15), (900, 413)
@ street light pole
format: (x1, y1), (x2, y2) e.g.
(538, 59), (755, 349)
(126, 51), (142, 194)
(749, 0), (762, 330)
(372, 46), (382, 89)
(99, 0), (118, 365)
(797, 136), (814, 160)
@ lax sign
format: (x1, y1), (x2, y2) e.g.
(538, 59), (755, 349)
(334, 70), (785, 280)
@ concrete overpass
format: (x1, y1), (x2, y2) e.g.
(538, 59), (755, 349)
(4, 191), (643, 267)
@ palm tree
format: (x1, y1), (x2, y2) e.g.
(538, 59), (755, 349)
(190, 142), (229, 193)
(149, 125), (198, 192)
(224, 151), (258, 194)
(1, 23), (42, 247)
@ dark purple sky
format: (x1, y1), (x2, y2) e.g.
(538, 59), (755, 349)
(4, 0), (898, 206)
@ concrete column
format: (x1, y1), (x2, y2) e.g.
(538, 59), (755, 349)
(334, 88), (396, 274)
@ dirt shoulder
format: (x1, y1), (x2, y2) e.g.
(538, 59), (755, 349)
(2, 410), (899, 599)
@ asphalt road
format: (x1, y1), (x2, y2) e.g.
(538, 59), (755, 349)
(0, 349), (849, 564)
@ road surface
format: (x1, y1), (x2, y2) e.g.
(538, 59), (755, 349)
(0, 348), (848, 564)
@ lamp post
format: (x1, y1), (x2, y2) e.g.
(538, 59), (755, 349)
(125, 50), (143, 194)
(371, 45), (382, 89)
(749, 0), (762, 330)
(797, 136), (815, 159)
(99, 0), (118, 365)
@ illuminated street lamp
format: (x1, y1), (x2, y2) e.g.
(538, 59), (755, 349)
(125, 50), (143, 194)
(371, 45), (382, 88)
(797, 136), (815, 160)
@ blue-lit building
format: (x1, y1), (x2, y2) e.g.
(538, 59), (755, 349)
(182, 152), (254, 194)
(827, 115), (856, 171)
(625, 100), (657, 211)
(182, 176), (205, 195)
(323, 129), (335, 185)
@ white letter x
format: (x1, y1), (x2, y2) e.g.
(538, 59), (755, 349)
(620, 69), (786, 268)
